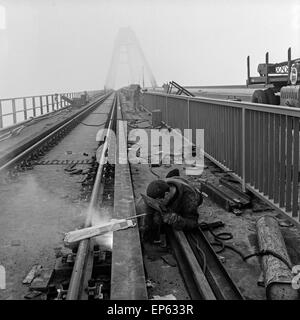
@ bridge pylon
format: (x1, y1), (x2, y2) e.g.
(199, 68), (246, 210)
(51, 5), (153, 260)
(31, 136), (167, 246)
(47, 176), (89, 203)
(105, 27), (157, 90)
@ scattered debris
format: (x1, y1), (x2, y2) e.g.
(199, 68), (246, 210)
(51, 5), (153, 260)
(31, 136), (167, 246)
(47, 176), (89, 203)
(146, 279), (156, 288)
(233, 208), (243, 216)
(161, 255), (177, 267)
(220, 178), (251, 202)
(23, 264), (43, 284)
(201, 181), (250, 212)
(278, 220), (294, 228)
(252, 200), (273, 213)
(199, 220), (225, 231)
(30, 268), (54, 292)
(64, 163), (76, 172)
(24, 290), (43, 299)
(69, 169), (83, 175)
(218, 255), (226, 263)
(222, 174), (240, 184)
(54, 247), (63, 258)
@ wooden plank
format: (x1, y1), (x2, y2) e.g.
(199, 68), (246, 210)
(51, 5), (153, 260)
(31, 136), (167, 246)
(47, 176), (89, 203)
(64, 219), (135, 246)
(30, 268), (54, 292)
(173, 230), (216, 300)
(23, 264), (43, 284)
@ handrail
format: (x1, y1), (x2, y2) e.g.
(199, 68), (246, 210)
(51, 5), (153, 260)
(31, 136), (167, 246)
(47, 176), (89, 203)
(144, 91), (300, 117)
(0, 90), (104, 129)
(143, 91), (300, 224)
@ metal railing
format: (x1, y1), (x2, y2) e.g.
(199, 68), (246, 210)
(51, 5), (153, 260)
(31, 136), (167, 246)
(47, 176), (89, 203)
(143, 92), (300, 223)
(0, 90), (103, 129)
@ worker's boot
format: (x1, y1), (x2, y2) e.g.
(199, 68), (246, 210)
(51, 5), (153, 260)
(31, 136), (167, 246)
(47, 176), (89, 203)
(152, 224), (161, 244)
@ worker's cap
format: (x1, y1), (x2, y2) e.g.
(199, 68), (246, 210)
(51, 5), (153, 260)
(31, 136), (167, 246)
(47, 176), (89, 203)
(166, 168), (180, 178)
(146, 180), (170, 199)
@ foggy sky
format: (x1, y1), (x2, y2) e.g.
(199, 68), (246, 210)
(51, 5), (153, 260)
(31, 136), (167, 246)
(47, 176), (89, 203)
(0, 0), (299, 98)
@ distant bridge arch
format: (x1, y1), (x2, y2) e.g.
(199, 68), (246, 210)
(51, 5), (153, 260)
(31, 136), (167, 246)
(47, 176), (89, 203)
(105, 27), (157, 90)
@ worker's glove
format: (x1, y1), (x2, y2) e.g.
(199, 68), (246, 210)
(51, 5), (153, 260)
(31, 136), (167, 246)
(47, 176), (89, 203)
(162, 212), (180, 225)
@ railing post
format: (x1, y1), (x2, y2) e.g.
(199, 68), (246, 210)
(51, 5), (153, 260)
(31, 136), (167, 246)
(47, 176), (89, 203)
(165, 94), (168, 124)
(40, 96), (43, 115)
(32, 97), (36, 117)
(12, 99), (17, 124)
(23, 98), (27, 120)
(59, 95), (62, 109)
(247, 56), (250, 86)
(54, 94), (58, 109)
(51, 95), (54, 111)
(46, 95), (49, 113)
(187, 97), (190, 129)
(287, 47), (292, 85)
(242, 107), (246, 192)
(0, 100), (3, 128)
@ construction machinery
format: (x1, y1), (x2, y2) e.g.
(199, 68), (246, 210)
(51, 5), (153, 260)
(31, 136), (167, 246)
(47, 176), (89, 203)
(247, 47), (300, 107)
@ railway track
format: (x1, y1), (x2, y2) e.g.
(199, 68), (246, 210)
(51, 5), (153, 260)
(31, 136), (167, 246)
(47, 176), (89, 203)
(0, 92), (116, 300)
(1, 89), (245, 300)
(0, 92), (112, 173)
(66, 92), (118, 300)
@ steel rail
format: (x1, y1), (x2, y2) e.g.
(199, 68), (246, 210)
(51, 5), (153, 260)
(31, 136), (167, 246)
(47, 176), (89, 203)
(166, 227), (243, 300)
(110, 93), (147, 300)
(0, 93), (112, 172)
(66, 93), (117, 300)
(186, 229), (244, 300)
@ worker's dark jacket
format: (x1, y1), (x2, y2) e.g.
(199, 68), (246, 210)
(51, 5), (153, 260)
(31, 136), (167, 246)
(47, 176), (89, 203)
(136, 177), (203, 241)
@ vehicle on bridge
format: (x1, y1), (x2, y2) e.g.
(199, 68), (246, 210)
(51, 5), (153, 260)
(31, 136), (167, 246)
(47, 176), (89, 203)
(247, 47), (300, 107)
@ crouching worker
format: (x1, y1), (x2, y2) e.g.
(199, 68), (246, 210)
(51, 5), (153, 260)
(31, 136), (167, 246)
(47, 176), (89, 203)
(136, 173), (203, 243)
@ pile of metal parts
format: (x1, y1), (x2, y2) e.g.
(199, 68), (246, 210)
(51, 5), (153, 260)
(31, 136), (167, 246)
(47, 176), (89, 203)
(22, 245), (111, 300)
(163, 81), (194, 97)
